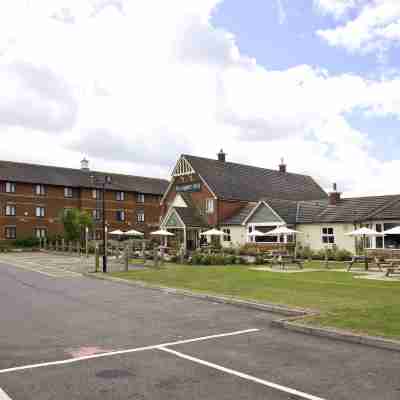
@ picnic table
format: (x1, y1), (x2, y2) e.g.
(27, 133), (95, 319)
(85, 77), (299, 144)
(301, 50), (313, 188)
(265, 254), (303, 270)
(385, 259), (400, 277)
(347, 255), (372, 271)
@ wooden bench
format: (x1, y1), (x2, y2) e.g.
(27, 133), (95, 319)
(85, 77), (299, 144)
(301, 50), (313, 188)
(267, 255), (303, 270)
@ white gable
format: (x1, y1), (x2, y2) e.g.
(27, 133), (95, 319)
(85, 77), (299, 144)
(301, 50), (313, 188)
(172, 156), (194, 177)
(171, 193), (188, 208)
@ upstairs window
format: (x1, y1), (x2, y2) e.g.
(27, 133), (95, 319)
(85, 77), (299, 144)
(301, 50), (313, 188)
(5, 205), (16, 216)
(64, 187), (73, 198)
(137, 212), (145, 223)
(206, 199), (214, 214)
(116, 191), (125, 201)
(35, 206), (45, 218)
(116, 210), (125, 221)
(35, 184), (46, 196)
(5, 226), (16, 239)
(137, 193), (145, 203)
(322, 227), (335, 244)
(93, 209), (101, 220)
(5, 182), (16, 193)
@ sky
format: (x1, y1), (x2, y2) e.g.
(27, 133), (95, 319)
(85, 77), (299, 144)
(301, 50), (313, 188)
(0, 0), (399, 196)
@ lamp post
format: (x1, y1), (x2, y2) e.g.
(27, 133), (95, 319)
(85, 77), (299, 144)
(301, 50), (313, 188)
(90, 174), (112, 273)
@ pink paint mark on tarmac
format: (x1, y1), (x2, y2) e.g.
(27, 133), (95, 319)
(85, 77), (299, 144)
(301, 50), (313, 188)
(66, 346), (114, 358)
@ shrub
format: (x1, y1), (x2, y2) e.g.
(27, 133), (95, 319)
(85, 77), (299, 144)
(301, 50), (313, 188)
(14, 237), (40, 248)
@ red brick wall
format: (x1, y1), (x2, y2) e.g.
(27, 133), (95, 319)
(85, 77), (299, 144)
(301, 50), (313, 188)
(218, 200), (249, 224)
(0, 181), (163, 241)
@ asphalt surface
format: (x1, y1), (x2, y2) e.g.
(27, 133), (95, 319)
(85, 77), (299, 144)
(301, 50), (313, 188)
(0, 257), (400, 399)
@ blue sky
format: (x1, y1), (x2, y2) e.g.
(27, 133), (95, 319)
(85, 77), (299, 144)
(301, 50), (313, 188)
(1, 0), (400, 195)
(212, 0), (400, 162)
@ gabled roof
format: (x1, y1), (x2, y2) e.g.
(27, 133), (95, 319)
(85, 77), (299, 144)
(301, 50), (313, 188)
(222, 203), (257, 225)
(183, 154), (327, 202)
(261, 197), (299, 225)
(174, 207), (208, 227)
(297, 195), (400, 224)
(0, 160), (169, 195)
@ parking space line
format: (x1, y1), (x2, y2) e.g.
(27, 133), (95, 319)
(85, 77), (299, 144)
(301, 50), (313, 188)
(159, 347), (326, 400)
(0, 328), (259, 375)
(0, 388), (12, 400)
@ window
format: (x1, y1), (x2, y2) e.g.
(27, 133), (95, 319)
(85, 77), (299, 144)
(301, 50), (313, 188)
(223, 228), (231, 242)
(5, 226), (16, 239)
(322, 227), (335, 244)
(35, 184), (46, 196)
(116, 210), (125, 221)
(206, 199), (214, 214)
(92, 189), (101, 199)
(35, 206), (45, 217)
(137, 212), (145, 223)
(64, 187), (73, 198)
(95, 230), (102, 240)
(93, 209), (101, 220)
(116, 191), (125, 201)
(34, 228), (47, 238)
(5, 205), (16, 216)
(5, 182), (16, 193)
(137, 193), (145, 203)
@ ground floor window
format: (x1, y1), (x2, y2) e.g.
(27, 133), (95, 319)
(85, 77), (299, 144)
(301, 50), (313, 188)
(137, 212), (145, 223)
(322, 227), (335, 244)
(5, 226), (16, 239)
(34, 228), (47, 238)
(223, 228), (231, 242)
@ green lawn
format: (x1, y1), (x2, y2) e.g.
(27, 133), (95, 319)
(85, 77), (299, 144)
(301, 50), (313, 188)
(112, 263), (400, 339)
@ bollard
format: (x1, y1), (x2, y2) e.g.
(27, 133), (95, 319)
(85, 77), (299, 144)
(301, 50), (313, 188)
(77, 241), (81, 257)
(95, 245), (100, 273)
(69, 242), (73, 254)
(56, 240), (59, 252)
(124, 244), (129, 272)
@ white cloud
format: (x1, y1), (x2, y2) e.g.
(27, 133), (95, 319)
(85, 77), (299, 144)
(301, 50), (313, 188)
(314, 0), (367, 19)
(0, 0), (400, 196)
(317, 0), (400, 55)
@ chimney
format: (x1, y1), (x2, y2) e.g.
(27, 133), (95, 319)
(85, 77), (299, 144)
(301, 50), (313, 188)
(329, 183), (341, 205)
(217, 149), (226, 162)
(80, 157), (90, 171)
(279, 158), (287, 173)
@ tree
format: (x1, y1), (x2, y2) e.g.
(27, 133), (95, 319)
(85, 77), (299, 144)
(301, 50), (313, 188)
(60, 208), (94, 242)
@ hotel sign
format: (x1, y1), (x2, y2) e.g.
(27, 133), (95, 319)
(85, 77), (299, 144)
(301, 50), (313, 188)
(176, 182), (201, 193)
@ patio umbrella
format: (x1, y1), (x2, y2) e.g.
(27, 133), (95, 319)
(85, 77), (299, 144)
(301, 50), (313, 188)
(248, 229), (266, 237)
(151, 229), (174, 246)
(265, 226), (301, 236)
(383, 226), (400, 235)
(109, 229), (125, 235)
(266, 226), (302, 258)
(200, 228), (224, 236)
(346, 227), (383, 270)
(125, 229), (144, 236)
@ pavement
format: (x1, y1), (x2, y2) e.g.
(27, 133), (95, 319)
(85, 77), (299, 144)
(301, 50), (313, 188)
(0, 254), (400, 399)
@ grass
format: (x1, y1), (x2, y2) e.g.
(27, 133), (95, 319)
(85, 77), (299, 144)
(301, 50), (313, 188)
(112, 262), (400, 340)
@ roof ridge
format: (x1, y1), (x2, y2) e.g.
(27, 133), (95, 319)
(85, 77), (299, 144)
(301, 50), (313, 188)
(0, 159), (168, 183)
(182, 154), (315, 179)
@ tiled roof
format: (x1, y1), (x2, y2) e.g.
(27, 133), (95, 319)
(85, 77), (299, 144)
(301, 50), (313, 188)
(223, 194), (400, 226)
(262, 197), (299, 225)
(174, 207), (207, 227)
(0, 160), (169, 195)
(183, 155), (327, 202)
(297, 195), (400, 224)
(221, 203), (256, 225)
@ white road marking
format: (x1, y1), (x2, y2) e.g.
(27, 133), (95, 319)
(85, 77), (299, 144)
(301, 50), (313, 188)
(0, 388), (13, 400)
(159, 347), (327, 400)
(0, 329), (259, 374)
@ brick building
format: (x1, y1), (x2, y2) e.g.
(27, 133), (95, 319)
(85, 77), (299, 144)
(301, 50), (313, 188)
(0, 159), (168, 241)
(160, 151), (327, 250)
